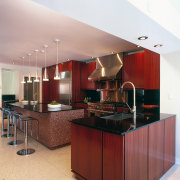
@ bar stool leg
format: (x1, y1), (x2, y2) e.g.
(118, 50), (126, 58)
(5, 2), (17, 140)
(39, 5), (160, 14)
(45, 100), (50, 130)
(17, 120), (35, 156)
(1, 113), (7, 133)
(8, 116), (23, 146)
(1, 113), (13, 138)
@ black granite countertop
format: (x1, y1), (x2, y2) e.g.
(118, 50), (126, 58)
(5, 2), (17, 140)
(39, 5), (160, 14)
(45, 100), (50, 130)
(70, 113), (176, 135)
(9, 102), (83, 113)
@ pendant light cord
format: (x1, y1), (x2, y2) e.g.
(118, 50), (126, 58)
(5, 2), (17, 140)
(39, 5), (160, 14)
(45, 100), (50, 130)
(36, 51), (38, 71)
(56, 41), (59, 65)
(45, 48), (47, 67)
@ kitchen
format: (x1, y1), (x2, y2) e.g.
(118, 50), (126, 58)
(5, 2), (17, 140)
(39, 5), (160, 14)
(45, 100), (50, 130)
(0, 0), (179, 180)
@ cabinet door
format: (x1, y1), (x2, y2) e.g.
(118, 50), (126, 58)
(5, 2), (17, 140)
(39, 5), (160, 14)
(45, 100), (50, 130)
(148, 121), (164, 180)
(71, 124), (102, 180)
(103, 132), (124, 180)
(81, 62), (96, 90)
(48, 65), (60, 102)
(123, 52), (144, 89)
(125, 126), (148, 180)
(164, 117), (176, 173)
(144, 49), (160, 89)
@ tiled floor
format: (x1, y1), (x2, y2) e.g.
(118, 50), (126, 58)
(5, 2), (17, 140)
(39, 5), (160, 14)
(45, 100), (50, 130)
(0, 120), (179, 180)
(0, 123), (76, 180)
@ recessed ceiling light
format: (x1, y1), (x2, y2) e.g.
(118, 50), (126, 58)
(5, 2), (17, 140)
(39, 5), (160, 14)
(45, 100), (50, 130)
(138, 36), (148, 40)
(136, 45), (141, 48)
(154, 44), (163, 48)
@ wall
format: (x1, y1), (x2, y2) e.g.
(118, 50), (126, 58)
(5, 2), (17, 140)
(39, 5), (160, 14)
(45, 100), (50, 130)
(0, 63), (42, 107)
(160, 51), (180, 164)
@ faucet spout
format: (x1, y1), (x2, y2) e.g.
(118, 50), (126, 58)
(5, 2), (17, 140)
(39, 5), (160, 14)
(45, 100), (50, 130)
(121, 81), (136, 125)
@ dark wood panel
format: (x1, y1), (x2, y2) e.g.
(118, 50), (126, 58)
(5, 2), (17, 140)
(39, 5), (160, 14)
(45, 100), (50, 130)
(81, 62), (96, 90)
(148, 120), (164, 180)
(164, 117), (176, 173)
(71, 124), (102, 180)
(48, 65), (60, 102)
(72, 61), (82, 103)
(144, 49), (160, 89)
(123, 52), (144, 89)
(103, 132), (124, 180)
(125, 126), (148, 180)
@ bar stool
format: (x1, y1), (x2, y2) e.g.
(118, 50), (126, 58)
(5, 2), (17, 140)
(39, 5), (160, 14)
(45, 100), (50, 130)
(1, 108), (14, 138)
(8, 112), (24, 146)
(17, 116), (39, 156)
(0, 107), (8, 134)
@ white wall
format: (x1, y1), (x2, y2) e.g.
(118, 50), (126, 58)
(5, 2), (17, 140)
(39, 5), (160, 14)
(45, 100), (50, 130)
(2, 69), (18, 95)
(0, 63), (42, 107)
(160, 51), (180, 164)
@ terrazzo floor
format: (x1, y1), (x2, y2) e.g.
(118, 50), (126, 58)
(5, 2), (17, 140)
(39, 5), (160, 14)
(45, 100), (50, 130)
(0, 120), (179, 180)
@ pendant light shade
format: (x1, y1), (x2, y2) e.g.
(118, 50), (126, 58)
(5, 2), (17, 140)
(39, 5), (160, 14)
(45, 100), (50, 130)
(42, 45), (49, 81)
(27, 53), (32, 83)
(34, 49), (39, 82)
(54, 64), (61, 80)
(21, 56), (26, 84)
(54, 39), (61, 80)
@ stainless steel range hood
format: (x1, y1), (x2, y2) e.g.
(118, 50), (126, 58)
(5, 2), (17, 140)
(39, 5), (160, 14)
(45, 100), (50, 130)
(88, 53), (123, 81)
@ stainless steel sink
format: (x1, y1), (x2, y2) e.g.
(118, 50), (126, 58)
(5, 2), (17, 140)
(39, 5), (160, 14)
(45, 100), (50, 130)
(101, 113), (136, 121)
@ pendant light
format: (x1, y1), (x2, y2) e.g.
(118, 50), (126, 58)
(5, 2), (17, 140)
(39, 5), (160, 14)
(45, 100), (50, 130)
(42, 44), (49, 81)
(54, 39), (61, 80)
(34, 49), (39, 82)
(21, 56), (26, 84)
(27, 53), (32, 83)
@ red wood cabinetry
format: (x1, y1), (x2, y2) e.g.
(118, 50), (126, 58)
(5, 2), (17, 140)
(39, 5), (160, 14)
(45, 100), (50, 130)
(103, 132), (124, 180)
(164, 117), (176, 173)
(123, 52), (144, 89)
(71, 123), (102, 180)
(42, 65), (59, 103)
(81, 62), (96, 90)
(125, 126), (148, 180)
(42, 61), (82, 103)
(71, 116), (175, 180)
(148, 121), (165, 180)
(123, 49), (160, 89)
(144, 49), (160, 89)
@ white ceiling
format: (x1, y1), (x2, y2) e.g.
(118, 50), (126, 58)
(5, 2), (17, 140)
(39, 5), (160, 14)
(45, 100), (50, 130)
(0, 0), (140, 67)
(32, 0), (180, 55)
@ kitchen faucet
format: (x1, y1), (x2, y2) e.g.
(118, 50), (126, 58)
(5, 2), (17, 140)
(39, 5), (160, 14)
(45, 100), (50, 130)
(120, 81), (136, 126)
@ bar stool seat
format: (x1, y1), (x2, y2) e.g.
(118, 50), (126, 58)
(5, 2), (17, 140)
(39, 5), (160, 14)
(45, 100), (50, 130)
(17, 116), (39, 156)
(8, 112), (24, 146)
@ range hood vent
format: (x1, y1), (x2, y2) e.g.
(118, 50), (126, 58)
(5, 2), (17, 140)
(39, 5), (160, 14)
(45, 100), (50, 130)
(88, 53), (123, 81)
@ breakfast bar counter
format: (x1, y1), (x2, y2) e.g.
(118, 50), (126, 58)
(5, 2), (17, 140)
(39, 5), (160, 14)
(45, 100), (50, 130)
(10, 102), (84, 149)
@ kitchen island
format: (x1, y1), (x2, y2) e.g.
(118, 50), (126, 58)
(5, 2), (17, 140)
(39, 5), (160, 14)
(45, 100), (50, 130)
(10, 102), (84, 149)
(70, 112), (176, 180)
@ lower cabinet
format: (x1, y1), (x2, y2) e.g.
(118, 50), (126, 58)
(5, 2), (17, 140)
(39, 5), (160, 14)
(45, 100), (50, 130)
(71, 116), (175, 180)
(71, 124), (102, 180)
(148, 121), (165, 180)
(125, 126), (148, 180)
(103, 132), (124, 180)
(164, 117), (176, 173)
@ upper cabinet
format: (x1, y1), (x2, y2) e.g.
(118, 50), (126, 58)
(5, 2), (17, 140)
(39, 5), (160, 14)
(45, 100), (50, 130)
(123, 49), (160, 90)
(144, 49), (160, 89)
(80, 62), (96, 90)
(42, 60), (82, 104)
(123, 52), (144, 89)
